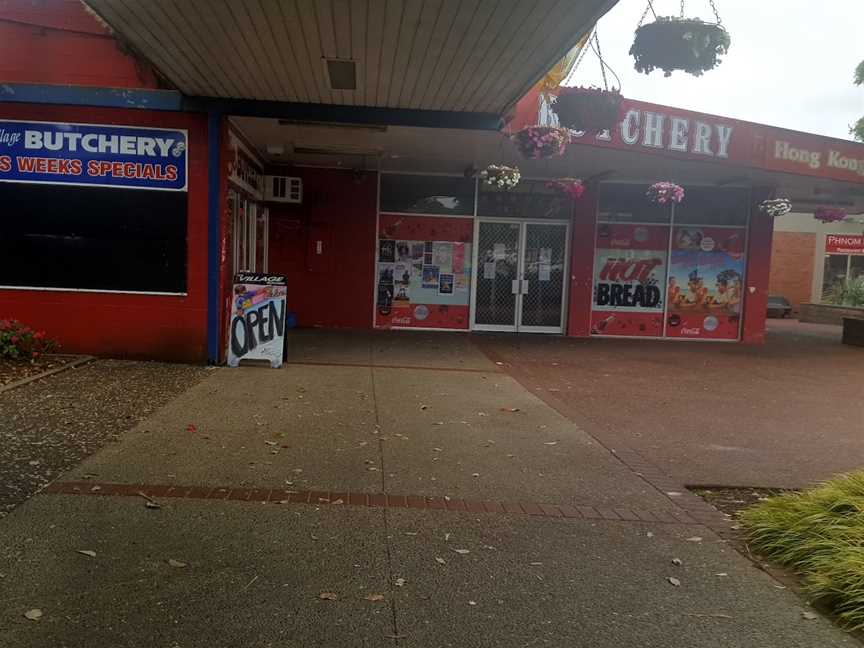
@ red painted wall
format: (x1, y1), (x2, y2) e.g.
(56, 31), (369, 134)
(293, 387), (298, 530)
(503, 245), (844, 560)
(0, 0), (160, 88)
(741, 189), (774, 344)
(267, 168), (377, 329)
(0, 103), (209, 362)
(566, 186), (597, 337)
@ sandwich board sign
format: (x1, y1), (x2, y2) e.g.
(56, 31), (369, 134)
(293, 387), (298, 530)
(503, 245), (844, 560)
(226, 273), (287, 368)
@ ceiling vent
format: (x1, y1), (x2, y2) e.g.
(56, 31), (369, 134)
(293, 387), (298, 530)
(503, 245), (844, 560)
(325, 59), (357, 90)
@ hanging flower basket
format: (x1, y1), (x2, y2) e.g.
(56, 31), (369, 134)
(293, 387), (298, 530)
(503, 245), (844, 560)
(630, 17), (730, 77)
(759, 198), (792, 217)
(647, 182), (684, 204)
(552, 87), (623, 133)
(479, 164), (521, 190)
(814, 207), (847, 223)
(512, 126), (570, 159)
(546, 178), (585, 200)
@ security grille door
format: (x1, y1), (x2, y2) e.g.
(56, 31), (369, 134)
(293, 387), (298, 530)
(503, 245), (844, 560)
(472, 220), (568, 333)
(520, 223), (568, 332)
(473, 221), (521, 330)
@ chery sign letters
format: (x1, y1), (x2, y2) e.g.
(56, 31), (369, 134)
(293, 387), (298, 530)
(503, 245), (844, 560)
(0, 119), (187, 191)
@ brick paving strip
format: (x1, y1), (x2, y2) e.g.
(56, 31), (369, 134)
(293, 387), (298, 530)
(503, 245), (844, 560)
(41, 481), (703, 525)
(286, 361), (502, 374)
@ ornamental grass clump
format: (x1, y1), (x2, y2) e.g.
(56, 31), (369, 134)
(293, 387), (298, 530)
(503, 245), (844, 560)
(740, 471), (864, 630)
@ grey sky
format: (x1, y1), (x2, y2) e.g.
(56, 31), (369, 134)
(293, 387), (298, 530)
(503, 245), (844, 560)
(567, 0), (864, 140)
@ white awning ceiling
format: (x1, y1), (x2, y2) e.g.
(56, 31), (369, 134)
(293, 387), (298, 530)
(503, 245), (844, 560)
(83, 0), (615, 115)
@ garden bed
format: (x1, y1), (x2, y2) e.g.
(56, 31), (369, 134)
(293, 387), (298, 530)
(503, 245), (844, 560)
(0, 354), (79, 388)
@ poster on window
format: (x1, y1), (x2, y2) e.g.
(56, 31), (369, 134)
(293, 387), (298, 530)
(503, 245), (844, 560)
(665, 227), (746, 340)
(591, 223), (669, 337)
(226, 273), (287, 368)
(375, 215), (473, 329)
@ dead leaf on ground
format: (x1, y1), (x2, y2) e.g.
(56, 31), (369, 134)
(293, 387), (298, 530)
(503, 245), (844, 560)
(435, 557), (446, 565)
(319, 592), (338, 601)
(264, 441), (278, 446)
(144, 501), (161, 510)
(76, 550), (96, 558)
(186, 424), (197, 433)
(543, 441), (558, 446)
(672, 558), (682, 566)
(167, 559), (187, 568)
(394, 578), (406, 587)
(686, 536), (703, 542)
(667, 577), (681, 587)
(452, 549), (470, 555)
(499, 407), (520, 413)
(529, 562), (542, 566)
(364, 593), (385, 602)
(802, 611), (818, 620)
(24, 609), (43, 621)
(419, 405), (428, 410)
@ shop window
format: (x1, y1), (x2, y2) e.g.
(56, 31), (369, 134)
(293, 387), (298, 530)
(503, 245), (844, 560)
(597, 183), (671, 223)
(0, 183), (186, 293)
(673, 187), (749, 226)
(478, 181), (571, 219)
(851, 255), (864, 280)
(380, 174), (474, 215)
(822, 254), (850, 300)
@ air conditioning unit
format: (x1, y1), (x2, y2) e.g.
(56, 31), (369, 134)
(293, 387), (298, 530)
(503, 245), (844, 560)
(264, 175), (302, 203)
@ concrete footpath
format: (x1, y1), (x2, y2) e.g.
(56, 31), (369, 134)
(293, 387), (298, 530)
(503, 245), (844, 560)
(0, 330), (857, 647)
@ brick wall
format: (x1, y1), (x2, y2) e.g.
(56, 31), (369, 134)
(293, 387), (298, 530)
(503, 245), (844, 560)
(769, 231), (816, 313)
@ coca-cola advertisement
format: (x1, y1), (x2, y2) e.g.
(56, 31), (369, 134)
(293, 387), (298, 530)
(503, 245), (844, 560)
(591, 223), (668, 336)
(665, 227), (746, 340)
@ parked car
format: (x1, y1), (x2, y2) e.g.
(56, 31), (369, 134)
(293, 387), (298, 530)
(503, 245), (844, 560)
(767, 295), (792, 318)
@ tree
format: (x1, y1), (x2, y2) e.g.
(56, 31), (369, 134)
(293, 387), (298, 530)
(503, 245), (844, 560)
(853, 60), (864, 141)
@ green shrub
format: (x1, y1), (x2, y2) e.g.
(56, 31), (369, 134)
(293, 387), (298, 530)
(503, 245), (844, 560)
(740, 471), (864, 629)
(0, 319), (59, 360)
(824, 277), (864, 307)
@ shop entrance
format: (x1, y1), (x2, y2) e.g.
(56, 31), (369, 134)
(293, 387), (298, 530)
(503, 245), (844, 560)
(471, 220), (569, 333)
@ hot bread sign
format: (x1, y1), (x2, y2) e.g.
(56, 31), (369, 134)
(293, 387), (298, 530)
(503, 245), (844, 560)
(0, 120), (187, 191)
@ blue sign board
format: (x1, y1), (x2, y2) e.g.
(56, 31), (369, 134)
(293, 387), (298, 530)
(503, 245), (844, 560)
(0, 120), (187, 191)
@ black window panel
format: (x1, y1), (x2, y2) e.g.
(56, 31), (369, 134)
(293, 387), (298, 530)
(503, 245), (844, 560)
(477, 180), (572, 219)
(673, 187), (750, 226)
(380, 174), (475, 215)
(598, 183), (671, 223)
(0, 183), (187, 293)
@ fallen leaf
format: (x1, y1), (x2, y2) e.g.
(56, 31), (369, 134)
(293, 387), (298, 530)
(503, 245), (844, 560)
(686, 536), (703, 542)
(419, 405), (428, 410)
(364, 593), (385, 602)
(435, 557), (446, 565)
(433, 448), (443, 452)
(471, 473), (480, 478)
(529, 562), (543, 566)
(186, 424), (197, 433)
(672, 558), (682, 566)
(667, 577), (681, 587)
(444, 533), (451, 541)
(468, 600), (477, 606)
(646, 532), (654, 538)
(319, 592), (338, 601)
(394, 578), (406, 587)
(264, 441), (278, 446)
(452, 549), (470, 555)
(167, 559), (187, 568)
(543, 441), (558, 446)
(478, 412), (487, 417)
(77, 550), (96, 558)
(801, 611), (817, 620)
(331, 499), (344, 505)
(24, 609), (43, 621)
(144, 501), (161, 509)
(499, 407), (520, 412)
(715, 572), (728, 577)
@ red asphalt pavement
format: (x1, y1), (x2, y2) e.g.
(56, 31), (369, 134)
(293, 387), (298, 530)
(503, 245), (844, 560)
(473, 319), (864, 490)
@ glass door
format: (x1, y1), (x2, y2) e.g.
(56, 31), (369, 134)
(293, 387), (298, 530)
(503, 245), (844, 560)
(471, 220), (569, 333)
(472, 221), (521, 331)
(519, 222), (569, 333)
